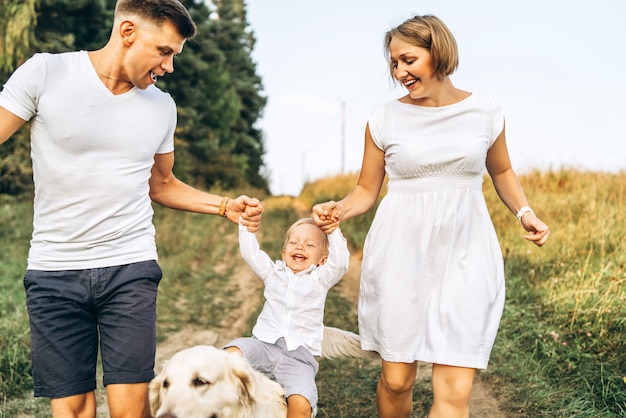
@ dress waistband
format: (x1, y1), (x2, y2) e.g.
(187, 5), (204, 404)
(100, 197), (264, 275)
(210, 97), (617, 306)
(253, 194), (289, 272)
(386, 174), (483, 193)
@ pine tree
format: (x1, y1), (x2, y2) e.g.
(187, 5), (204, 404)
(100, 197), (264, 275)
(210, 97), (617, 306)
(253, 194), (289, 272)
(33, 0), (112, 53)
(0, 0), (38, 194)
(0, 0), (37, 75)
(163, 0), (269, 191)
(211, 0), (268, 191)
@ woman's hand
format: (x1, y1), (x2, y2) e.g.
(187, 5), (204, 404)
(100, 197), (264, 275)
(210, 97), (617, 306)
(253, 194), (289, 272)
(520, 212), (550, 247)
(311, 201), (343, 233)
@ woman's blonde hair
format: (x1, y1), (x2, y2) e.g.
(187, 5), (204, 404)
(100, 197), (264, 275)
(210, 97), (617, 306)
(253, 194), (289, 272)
(384, 15), (459, 80)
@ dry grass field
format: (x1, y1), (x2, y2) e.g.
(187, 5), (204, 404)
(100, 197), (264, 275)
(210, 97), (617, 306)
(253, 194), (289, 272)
(1, 169), (624, 417)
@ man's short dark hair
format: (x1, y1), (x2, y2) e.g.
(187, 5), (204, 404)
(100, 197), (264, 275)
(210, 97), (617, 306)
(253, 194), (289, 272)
(115, 0), (197, 39)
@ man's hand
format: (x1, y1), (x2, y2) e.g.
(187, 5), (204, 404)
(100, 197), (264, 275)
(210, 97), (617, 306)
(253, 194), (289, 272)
(227, 196), (263, 232)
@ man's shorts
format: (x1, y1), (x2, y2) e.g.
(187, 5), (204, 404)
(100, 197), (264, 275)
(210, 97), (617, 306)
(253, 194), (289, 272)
(24, 260), (162, 398)
(224, 337), (319, 409)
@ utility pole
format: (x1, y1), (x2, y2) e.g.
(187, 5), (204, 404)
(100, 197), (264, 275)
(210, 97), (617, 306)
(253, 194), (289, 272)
(301, 149), (306, 189)
(341, 101), (346, 174)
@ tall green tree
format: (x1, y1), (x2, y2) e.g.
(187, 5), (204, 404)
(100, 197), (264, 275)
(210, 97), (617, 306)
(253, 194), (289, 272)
(162, 0), (268, 191)
(34, 0), (112, 53)
(211, 0), (268, 191)
(0, 0), (37, 75)
(0, 0), (37, 194)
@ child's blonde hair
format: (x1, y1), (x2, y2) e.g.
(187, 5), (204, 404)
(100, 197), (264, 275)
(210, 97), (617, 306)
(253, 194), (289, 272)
(283, 218), (329, 254)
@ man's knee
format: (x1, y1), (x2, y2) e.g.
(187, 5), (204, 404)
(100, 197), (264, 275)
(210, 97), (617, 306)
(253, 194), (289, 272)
(107, 382), (151, 418)
(50, 392), (96, 418)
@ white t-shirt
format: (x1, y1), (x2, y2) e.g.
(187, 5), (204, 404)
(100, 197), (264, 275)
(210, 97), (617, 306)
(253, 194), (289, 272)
(238, 225), (350, 356)
(0, 51), (176, 270)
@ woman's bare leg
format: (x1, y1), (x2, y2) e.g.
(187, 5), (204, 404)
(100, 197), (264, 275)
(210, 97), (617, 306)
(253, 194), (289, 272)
(376, 360), (418, 418)
(428, 363), (475, 418)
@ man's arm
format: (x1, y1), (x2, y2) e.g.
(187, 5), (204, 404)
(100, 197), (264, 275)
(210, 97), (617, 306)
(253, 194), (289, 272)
(149, 152), (263, 231)
(0, 106), (27, 146)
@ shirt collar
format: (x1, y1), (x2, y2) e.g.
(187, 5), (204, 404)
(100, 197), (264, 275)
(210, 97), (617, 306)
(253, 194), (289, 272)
(277, 260), (317, 275)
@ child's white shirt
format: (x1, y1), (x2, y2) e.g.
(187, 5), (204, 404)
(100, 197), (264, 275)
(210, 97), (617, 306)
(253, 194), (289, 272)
(238, 224), (349, 355)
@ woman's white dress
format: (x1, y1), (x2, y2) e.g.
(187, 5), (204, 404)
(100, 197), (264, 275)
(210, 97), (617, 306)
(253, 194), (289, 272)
(359, 93), (506, 369)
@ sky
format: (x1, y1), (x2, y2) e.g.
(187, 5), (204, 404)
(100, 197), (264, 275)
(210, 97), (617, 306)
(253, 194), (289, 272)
(245, 0), (626, 196)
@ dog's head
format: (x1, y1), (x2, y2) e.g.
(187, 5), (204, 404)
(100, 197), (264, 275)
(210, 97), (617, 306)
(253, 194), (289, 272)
(149, 345), (286, 418)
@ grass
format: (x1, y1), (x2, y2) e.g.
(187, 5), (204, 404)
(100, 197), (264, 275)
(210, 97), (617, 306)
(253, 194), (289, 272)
(0, 195), (50, 416)
(481, 170), (626, 417)
(1, 170), (625, 417)
(152, 208), (242, 338)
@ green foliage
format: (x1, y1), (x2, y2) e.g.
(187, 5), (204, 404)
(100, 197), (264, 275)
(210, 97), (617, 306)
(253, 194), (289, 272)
(0, 125), (32, 195)
(160, 0), (268, 191)
(211, 0), (268, 191)
(482, 170), (626, 417)
(154, 207), (242, 338)
(0, 0), (37, 74)
(33, 0), (112, 53)
(0, 195), (32, 398)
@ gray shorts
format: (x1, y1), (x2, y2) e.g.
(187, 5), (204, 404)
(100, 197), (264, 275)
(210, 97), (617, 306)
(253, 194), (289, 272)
(224, 337), (319, 409)
(24, 260), (162, 398)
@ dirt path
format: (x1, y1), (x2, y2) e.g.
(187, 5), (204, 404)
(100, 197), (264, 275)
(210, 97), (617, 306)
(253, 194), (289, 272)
(153, 257), (264, 368)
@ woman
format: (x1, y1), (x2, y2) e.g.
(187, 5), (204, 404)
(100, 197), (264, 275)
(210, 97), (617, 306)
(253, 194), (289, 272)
(311, 14), (550, 418)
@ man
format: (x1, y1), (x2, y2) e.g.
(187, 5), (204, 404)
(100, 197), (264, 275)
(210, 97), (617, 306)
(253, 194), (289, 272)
(0, 1), (262, 417)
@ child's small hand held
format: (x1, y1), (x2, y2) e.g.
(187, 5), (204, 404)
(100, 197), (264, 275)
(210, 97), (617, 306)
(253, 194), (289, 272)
(234, 196), (263, 232)
(311, 201), (343, 233)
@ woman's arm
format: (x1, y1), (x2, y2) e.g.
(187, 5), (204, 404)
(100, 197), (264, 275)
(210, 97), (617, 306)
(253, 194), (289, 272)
(486, 127), (550, 246)
(312, 124), (386, 228)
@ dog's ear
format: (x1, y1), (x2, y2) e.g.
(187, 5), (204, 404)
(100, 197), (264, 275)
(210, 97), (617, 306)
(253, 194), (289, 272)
(148, 361), (167, 416)
(227, 353), (256, 405)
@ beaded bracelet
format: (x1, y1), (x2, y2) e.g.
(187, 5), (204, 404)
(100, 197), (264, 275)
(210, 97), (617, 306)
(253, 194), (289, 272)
(218, 196), (230, 218)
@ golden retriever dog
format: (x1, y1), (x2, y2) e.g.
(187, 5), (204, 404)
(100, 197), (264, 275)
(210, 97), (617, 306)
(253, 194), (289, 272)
(149, 327), (378, 418)
(150, 345), (287, 418)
